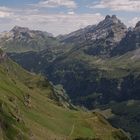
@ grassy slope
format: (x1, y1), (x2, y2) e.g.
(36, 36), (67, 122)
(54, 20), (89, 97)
(0, 57), (129, 140)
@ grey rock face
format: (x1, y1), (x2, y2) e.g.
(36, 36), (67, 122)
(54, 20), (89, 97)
(60, 15), (128, 57)
(60, 15), (127, 43)
(111, 21), (140, 56)
(88, 15), (127, 41)
(0, 50), (7, 62)
(134, 21), (140, 31)
(11, 26), (29, 33)
(58, 25), (96, 44)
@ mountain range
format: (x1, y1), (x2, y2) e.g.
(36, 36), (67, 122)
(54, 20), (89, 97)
(0, 15), (139, 140)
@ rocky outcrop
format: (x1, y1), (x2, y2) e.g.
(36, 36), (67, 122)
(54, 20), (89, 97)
(0, 50), (7, 62)
(135, 21), (140, 31)
(111, 21), (140, 56)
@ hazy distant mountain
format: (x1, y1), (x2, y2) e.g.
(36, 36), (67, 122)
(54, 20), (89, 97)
(0, 26), (60, 52)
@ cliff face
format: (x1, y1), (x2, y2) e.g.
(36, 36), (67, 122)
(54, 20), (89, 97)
(111, 21), (140, 56)
(0, 50), (7, 62)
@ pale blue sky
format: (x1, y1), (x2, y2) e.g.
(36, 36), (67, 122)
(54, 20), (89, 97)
(0, 0), (140, 35)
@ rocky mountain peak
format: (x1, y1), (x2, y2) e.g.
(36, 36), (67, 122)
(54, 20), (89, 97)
(112, 15), (117, 19)
(105, 15), (118, 23)
(90, 15), (127, 42)
(10, 26), (53, 39)
(111, 15), (120, 23)
(59, 15), (128, 57)
(105, 15), (111, 20)
(135, 21), (140, 28)
(100, 15), (123, 27)
(59, 15), (127, 52)
(11, 26), (29, 33)
(134, 21), (140, 31)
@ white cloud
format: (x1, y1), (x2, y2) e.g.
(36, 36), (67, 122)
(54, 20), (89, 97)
(0, 11), (11, 18)
(9, 13), (103, 35)
(0, 6), (11, 11)
(0, 6), (103, 35)
(0, 6), (13, 18)
(90, 0), (140, 12)
(34, 0), (77, 8)
(67, 11), (75, 15)
(128, 17), (140, 27)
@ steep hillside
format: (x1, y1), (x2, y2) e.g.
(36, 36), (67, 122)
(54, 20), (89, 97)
(0, 49), (129, 140)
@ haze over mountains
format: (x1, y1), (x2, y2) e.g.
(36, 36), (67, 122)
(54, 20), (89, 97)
(0, 15), (140, 140)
